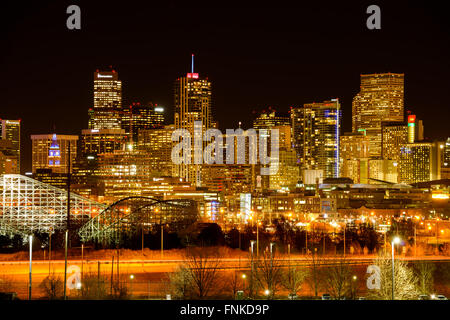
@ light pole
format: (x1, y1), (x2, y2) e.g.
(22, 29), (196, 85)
(129, 274), (134, 297)
(391, 236), (401, 300)
(63, 230), (68, 300)
(28, 235), (33, 300)
(48, 228), (52, 275)
(241, 274), (246, 292)
(269, 242), (275, 297)
(250, 240), (255, 298)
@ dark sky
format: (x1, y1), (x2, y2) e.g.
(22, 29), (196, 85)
(1, 1), (449, 173)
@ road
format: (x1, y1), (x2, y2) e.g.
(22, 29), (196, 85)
(1, 255), (449, 299)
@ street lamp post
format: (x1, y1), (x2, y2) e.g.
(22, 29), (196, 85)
(63, 230), (68, 300)
(250, 240), (255, 297)
(28, 235), (33, 300)
(391, 236), (401, 300)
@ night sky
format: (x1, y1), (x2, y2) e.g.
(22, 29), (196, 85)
(1, 1), (449, 173)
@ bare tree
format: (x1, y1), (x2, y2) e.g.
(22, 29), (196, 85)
(225, 270), (241, 299)
(281, 260), (309, 297)
(321, 256), (353, 300)
(79, 272), (109, 299)
(167, 265), (193, 299)
(255, 249), (283, 299)
(0, 276), (14, 293)
(414, 262), (435, 295)
(306, 248), (323, 297)
(39, 273), (64, 299)
(367, 255), (418, 300)
(183, 247), (223, 299)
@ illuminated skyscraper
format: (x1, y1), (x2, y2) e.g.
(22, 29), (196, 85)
(0, 119), (20, 172)
(340, 132), (370, 183)
(0, 139), (19, 174)
(31, 134), (78, 174)
(81, 129), (127, 157)
(89, 69), (122, 130)
(253, 109), (290, 129)
(399, 141), (442, 184)
(352, 73), (404, 158)
(121, 102), (165, 143)
(381, 122), (408, 160)
(442, 137), (450, 179)
(173, 55), (212, 185)
(137, 124), (174, 177)
(291, 99), (341, 178)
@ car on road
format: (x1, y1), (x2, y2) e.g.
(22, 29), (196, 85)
(322, 294), (331, 300)
(419, 294), (430, 300)
(435, 295), (448, 300)
(358, 297), (366, 300)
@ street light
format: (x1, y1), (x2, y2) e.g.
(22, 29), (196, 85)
(130, 274), (134, 297)
(391, 236), (401, 300)
(28, 235), (33, 300)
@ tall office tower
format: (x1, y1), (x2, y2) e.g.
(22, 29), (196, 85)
(137, 124), (175, 177)
(0, 119), (21, 172)
(31, 134), (78, 174)
(382, 122), (408, 160)
(291, 99), (341, 178)
(352, 73), (404, 158)
(173, 56), (212, 186)
(0, 139), (19, 174)
(121, 102), (165, 143)
(97, 150), (154, 200)
(405, 114), (424, 143)
(399, 141), (442, 184)
(340, 132), (370, 183)
(442, 137), (450, 179)
(81, 129), (128, 157)
(253, 109), (290, 129)
(89, 69), (122, 130)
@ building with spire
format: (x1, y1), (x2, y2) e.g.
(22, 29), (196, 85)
(31, 134), (78, 174)
(173, 55), (212, 186)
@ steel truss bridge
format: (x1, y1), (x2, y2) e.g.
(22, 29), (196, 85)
(78, 196), (198, 246)
(0, 175), (199, 246)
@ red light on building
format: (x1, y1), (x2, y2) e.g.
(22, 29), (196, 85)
(187, 73), (199, 79)
(408, 115), (416, 123)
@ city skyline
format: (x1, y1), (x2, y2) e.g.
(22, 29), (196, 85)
(1, 2), (450, 172)
(1, 2), (450, 304)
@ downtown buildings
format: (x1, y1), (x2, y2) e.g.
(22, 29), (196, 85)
(4, 64), (447, 240)
(0, 119), (20, 174)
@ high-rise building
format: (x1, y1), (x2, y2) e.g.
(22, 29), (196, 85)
(81, 128), (128, 157)
(399, 141), (442, 184)
(382, 122), (408, 160)
(406, 114), (424, 143)
(31, 134), (78, 174)
(340, 132), (370, 183)
(442, 137), (450, 179)
(121, 102), (165, 143)
(352, 73), (404, 158)
(291, 99), (341, 178)
(0, 139), (19, 174)
(89, 69), (122, 130)
(0, 119), (20, 172)
(253, 109), (290, 129)
(137, 124), (175, 177)
(173, 56), (212, 186)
